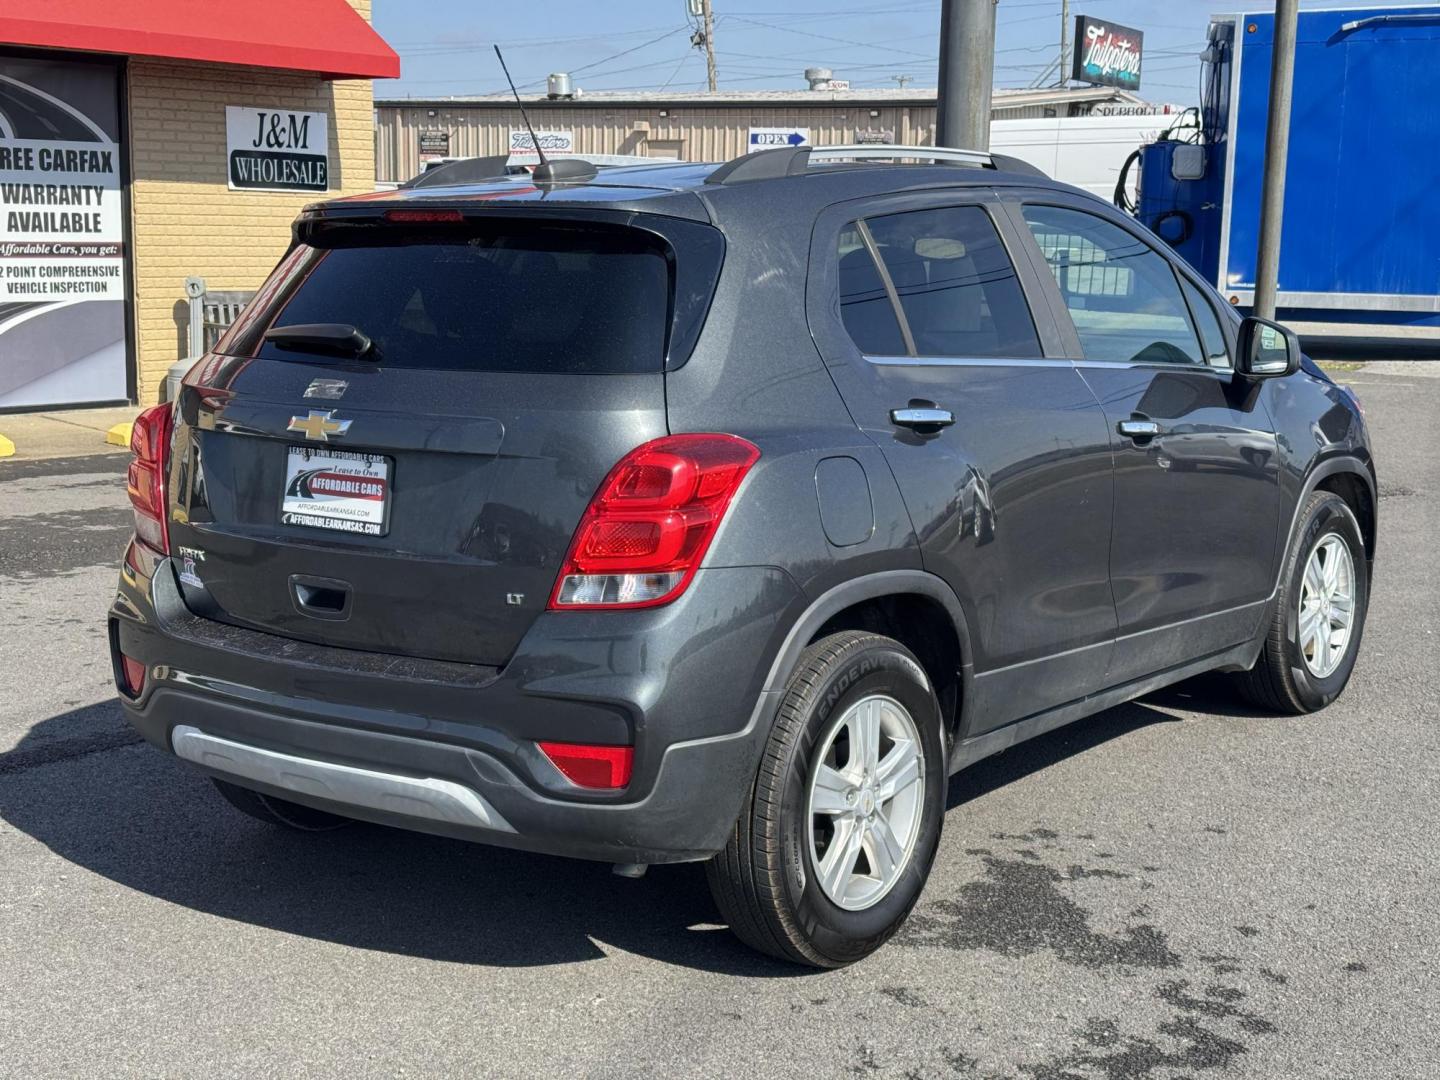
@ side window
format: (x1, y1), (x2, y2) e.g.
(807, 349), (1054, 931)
(1022, 205), (1205, 366)
(838, 224), (907, 356)
(835, 206), (1043, 359)
(1179, 276), (1231, 368)
(866, 206), (1042, 358)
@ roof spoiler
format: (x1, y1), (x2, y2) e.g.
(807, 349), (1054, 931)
(705, 143), (1047, 185)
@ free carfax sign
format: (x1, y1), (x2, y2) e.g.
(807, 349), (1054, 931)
(1071, 15), (1143, 92)
(226, 106), (329, 192)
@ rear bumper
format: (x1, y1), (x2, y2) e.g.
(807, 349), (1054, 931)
(111, 553), (802, 864)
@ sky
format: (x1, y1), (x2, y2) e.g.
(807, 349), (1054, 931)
(370, 0), (1232, 105)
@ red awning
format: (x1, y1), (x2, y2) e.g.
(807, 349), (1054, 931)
(0, 1), (399, 80)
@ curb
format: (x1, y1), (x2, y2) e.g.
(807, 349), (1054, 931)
(105, 422), (133, 448)
(0, 434), (13, 459)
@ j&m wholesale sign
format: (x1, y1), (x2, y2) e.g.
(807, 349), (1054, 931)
(226, 106), (330, 192)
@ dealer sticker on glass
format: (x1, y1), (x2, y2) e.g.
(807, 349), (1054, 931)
(281, 446), (391, 536)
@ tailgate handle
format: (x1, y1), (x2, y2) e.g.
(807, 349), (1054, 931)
(289, 575), (352, 621)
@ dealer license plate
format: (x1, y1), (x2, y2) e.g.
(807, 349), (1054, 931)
(280, 446), (392, 537)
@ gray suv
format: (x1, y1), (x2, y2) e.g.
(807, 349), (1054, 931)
(111, 145), (1375, 967)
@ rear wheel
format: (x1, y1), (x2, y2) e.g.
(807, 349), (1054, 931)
(1233, 491), (1369, 713)
(707, 631), (947, 967)
(210, 777), (354, 832)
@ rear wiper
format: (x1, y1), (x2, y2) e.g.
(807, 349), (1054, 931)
(263, 323), (378, 360)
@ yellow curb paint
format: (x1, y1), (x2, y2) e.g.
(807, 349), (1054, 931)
(105, 422), (133, 448)
(0, 434), (13, 459)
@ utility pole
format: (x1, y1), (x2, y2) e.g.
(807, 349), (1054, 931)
(936, 0), (997, 151)
(1254, 0), (1299, 319)
(701, 0), (718, 92)
(1057, 0), (1070, 86)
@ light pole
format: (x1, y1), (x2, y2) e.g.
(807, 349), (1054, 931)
(936, 0), (998, 151)
(1253, 0), (1300, 319)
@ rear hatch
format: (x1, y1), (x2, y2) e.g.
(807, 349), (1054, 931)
(167, 205), (721, 666)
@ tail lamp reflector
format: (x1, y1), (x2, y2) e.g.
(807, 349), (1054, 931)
(537, 741), (634, 790)
(127, 403), (174, 556)
(120, 655), (146, 697)
(550, 434), (760, 610)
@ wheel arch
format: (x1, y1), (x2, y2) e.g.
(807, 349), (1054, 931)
(1288, 455), (1377, 577)
(757, 571), (975, 750)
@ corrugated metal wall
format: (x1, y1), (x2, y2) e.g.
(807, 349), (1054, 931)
(374, 100), (1068, 182)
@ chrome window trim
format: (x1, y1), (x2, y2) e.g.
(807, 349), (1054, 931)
(864, 353), (1077, 369)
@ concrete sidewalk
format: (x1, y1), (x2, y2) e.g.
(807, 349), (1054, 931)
(0, 406), (139, 461)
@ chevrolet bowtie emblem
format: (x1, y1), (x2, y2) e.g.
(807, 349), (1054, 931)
(287, 409), (352, 442)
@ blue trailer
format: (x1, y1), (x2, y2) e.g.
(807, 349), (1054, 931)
(1125, 5), (1440, 342)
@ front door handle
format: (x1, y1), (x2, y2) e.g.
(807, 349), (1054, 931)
(891, 406), (955, 432)
(1117, 418), (1163, 440)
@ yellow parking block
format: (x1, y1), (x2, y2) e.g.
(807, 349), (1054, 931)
(105, 422), (133, 448)
(0, 433), (13, 458)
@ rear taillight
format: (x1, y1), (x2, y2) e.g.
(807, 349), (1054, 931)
(538, 741), (634, 789)
(549, 434), (760, 610)
(126, 403), (173, 556)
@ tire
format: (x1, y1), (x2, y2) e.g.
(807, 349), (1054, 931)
(210, 777), (354, 832)
(1233, 491), (1369, 714)
(707, 631), (947, 968)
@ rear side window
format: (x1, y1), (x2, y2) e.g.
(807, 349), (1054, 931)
(226, 221), (672, 374)
(1022, 205), (1205, 366)
(838, 206), (1042, 359)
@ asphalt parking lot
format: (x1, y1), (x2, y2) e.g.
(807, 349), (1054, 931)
(1, 362), (1435, 1080)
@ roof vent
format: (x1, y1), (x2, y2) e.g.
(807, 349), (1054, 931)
(547, 72), (574, 99)
(804, 67), (834, 90)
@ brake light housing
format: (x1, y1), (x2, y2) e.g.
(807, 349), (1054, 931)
(549, 434), (760, 610)
(126, 403), (173, 556)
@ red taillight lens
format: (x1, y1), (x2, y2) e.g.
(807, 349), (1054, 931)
(126, 403), (173, 556)
(120, 655), (146, 697)
(549, 434), (760, 609)
(537, 741), (634, 789)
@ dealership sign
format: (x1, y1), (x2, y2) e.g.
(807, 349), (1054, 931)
(508, 129), (573, 163)
(0, 57), (128, 409)
(226, 106), (329, 192)
(1071, 16), (1143, 91)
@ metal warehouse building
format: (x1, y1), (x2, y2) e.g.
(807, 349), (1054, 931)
(375, 85), (1151, 183)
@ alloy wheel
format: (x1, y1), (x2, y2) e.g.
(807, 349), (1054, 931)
(806, 694), (926, 911)
(1298, 534), (1356, 678)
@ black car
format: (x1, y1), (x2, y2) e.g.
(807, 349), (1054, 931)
(111, 145), (1375, 967)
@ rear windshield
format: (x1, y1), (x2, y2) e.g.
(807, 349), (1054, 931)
(221, 220), (672, 375)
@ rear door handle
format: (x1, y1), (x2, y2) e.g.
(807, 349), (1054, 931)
(891, 406), (955, 432)
(1117, 418), (1163, 440)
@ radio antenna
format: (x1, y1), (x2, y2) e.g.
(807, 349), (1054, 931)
(494, 45), (548, 170)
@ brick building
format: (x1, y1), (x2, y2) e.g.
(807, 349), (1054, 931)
(0, 1), (397, 410)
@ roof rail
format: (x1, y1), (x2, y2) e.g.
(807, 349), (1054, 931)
(811, 143), (992, 166)
(705, 142), (1048, 185)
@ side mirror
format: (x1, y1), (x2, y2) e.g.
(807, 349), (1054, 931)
(1236, 316), (1301, 378)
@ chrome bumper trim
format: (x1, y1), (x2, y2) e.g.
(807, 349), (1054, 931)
(171, 724), (515, 833)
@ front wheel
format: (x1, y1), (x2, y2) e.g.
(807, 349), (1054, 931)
(1233, 490), (1369, 713)
(707, 631), (947, 967)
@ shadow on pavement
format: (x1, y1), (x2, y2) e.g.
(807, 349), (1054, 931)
(2, 696), (1182, 974)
